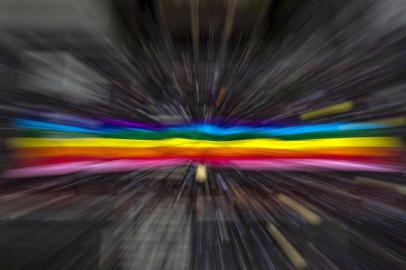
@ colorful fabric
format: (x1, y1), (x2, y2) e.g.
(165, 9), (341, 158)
(5, 117), (403, 177)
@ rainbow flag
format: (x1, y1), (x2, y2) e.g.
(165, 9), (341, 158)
(4, 117), (404, 178)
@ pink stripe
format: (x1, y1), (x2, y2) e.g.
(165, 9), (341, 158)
(3, 161), (96, 178)
(84, 159), (188, 173)
(3, 159), (188, 178)
(224, 159), (401, 172)
(3, 158), (402, 178)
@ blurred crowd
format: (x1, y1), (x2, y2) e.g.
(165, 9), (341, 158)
(0, 0), (405, 269)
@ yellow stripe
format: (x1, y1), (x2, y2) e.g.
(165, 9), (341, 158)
(373, 117), (406, 127)
(195, 164), (208, 183)
(8, 137), (401, 149)
(277, 194), (321, 225)
(267, 224), (307, 270)
(355, 177), (406, 195)
(300, 101), (353, 120)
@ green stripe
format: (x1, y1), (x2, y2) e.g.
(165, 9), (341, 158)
(19, 129), (387, 141)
